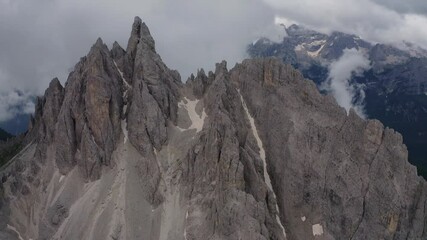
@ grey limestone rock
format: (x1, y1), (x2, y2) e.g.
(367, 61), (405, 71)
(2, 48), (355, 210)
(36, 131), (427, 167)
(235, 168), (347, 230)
(0, 16), (425, 240)
(229, 58), (426, 240)
(54, 37), (123, 180)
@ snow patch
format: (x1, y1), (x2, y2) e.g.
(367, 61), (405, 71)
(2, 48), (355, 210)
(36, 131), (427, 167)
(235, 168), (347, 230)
(238, 90), (287, 237)
(114, 60), (131, 144)
(178, 98), (206, 133)
(239, 91), (268, 185)
(312, 224), (324, 236)
(301, 216), (306, 222)
(252, 38), (260, 45)
(123, 104), (127, 114)
(307, 44), (325, 57)
(294, 44), (304, 51)
(295, 40), (326, 58)
(308, 40), (326, 46)
(121, 120), (128, 144)
(113, 61), (131, 89)
(184, 210), (189, 240)
(7, 224), (24, 240)
(59, 175), (65, 183)
(307, 41), (326, 57)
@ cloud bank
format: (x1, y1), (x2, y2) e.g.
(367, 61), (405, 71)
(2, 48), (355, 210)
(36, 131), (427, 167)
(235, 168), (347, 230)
(0, 0), (283, 122)
(0, 91), (34, 122)
(1, 0), (427, 122)
(263, 0), (427, 50)
(322, 49), (371, 118)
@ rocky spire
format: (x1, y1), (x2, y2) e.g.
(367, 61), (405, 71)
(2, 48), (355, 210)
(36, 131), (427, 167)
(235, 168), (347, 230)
(1, 16), (426, 240)
(124, 16), (182, 155)
(27, 77), (64, 144)
(111, 41), (125, 61)
(125, 16), (143, 58)
(53, 35), (123, 180)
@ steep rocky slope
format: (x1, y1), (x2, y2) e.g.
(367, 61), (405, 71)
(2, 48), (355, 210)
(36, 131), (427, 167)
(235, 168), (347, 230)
(248, 24), (427, 178)
(0, 17), (426, 240)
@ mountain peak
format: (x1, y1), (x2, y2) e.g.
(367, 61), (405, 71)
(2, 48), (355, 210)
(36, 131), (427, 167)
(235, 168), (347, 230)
(215, 60), (228, 75)
(87, 37), (109, 59)
(2, 16), (427, 240)
(130, 16), (142, 39)
(48, 77), (63, 90)
(126, 16), (155, 53)
(112, 41), (121, 48)
(94, 37), (104, 47)
(133, 16), (142, 25)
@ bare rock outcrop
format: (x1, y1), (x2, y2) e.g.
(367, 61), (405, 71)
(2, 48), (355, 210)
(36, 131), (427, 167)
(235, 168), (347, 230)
(0, 17), (425, 240)
(54, 38), (123, 180)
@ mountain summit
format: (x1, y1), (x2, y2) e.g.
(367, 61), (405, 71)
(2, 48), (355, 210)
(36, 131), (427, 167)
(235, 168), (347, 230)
(0, 17), (426, 240)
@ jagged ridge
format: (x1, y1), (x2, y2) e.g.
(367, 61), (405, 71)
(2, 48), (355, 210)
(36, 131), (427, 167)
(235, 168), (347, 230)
(0, 17), (425, 240)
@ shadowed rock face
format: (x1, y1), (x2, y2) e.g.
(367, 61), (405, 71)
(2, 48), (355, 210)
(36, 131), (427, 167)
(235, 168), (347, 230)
(0, 17), (426, 240)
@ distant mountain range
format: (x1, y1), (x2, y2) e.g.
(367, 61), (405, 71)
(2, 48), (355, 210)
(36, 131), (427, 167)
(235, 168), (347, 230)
(0, 128), (12, 141)
(248, 24), (427, 177)
(0, 114), (30, 136)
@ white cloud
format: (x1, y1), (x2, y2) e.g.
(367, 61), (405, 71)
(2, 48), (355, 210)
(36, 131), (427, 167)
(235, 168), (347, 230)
(0, 0), (284, 122)
(1, 0), (427, 123)
(263, 0), (427, 49)
(0, 91), (35, 122)
(321, 48), (371, 118)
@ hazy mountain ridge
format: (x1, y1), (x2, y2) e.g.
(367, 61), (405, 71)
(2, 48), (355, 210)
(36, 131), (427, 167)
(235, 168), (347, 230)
(0, 17), (426, 240)
(0, 128), (12, 141)
(0, 114), (31, 136)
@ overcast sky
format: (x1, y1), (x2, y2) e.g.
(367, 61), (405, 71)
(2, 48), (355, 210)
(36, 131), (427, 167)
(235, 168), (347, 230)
(1, 0), (427, 121)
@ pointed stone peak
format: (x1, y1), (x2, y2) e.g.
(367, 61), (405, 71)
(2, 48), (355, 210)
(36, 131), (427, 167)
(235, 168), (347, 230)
(44, 78), (64, 104)
(139, 22), (155, 51)
(130, 16), (152, 39)
(48, 77), (63, 90)
(27, 76), (65, 142)
(197, 68), (206, 78)
(112, 41), (121, 48)
(112, 41), (124, 52)
(126, 16), (155, 54)
(215, 60), (228, 75)
(88, 37), (110, 57)
(134, 16), (142, 25)
(95, 37), (104, 47)
(140, 22), (151, 36)
(111, 41), (126, 60)
(41, 77), (64, 102)
(87, 37), (111, 63)
(131, 16), (142, 39)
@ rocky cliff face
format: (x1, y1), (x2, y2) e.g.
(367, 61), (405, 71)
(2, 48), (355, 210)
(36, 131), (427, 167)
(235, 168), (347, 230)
(0, 17), (426, 240)
(248, 24), (427, 178)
